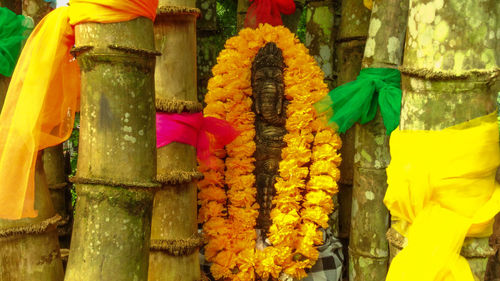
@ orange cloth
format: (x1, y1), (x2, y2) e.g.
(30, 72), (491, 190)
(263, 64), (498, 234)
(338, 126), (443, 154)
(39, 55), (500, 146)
(0, 0), (158, 219)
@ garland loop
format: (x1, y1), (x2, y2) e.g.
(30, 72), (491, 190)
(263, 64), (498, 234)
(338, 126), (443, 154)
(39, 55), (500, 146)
(198, 24), (342, 281)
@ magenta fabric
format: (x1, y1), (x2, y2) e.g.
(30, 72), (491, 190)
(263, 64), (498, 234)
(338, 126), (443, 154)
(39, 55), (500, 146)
(156, 112), (239, 164)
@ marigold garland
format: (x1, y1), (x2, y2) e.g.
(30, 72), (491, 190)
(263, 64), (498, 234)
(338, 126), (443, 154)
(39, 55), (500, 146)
(198, 24), (342, 281)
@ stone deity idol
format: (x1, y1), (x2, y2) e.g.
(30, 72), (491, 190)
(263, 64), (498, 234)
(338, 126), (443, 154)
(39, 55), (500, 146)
(251, 42), (288, 236)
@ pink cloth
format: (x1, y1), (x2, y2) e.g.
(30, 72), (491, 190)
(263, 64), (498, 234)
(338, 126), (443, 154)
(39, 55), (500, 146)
(156, 112), (239, 164)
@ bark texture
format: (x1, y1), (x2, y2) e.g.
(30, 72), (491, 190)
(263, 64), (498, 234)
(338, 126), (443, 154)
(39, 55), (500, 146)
(64, 17), (157, 281)
(0, 156), (64, 281)
(148, 1), (201, 280)
(305, 0), (337, 89)
(335, 0), (370, 262)
(349, 1), (408, 279)
(389, 1), (499, 280)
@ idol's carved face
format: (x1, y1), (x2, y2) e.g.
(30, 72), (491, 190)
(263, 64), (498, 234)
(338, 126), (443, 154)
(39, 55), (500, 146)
(251, 42), (286, 126)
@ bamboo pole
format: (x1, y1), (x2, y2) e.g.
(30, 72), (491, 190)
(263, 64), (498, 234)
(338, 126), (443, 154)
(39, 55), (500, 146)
(148, 2), (202, 281)
(0, 155), (64, 281)
(335, 0), (370, 255)
(387, 0), (499, 279)
(64, 17), (158, 281)
(349, 0), (408, 280)
(42, 146), (72, 249)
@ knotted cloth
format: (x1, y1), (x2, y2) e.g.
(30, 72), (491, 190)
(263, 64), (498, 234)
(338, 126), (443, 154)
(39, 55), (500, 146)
(384, 113), (500, 281)
(156, 112), (239, 166)
(0, 7), (33, 77)
(0, 0), (158, 220)
(314, 68), (402, 135)
(244, 0), (295, 29)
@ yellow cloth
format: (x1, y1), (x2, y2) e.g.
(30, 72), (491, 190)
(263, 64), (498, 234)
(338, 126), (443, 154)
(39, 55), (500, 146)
(384, 113), (500, 281)
(0, 0), (158, 219)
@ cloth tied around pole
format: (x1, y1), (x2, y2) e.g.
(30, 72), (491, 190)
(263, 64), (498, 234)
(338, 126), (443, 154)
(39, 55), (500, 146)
(314, 67), (402, 135)
(156, 112), (239, 166)
(384, 113), (500, 281)
(244, 0), (295, 29)
(0, 7), (34, 77)
(0, 0), (158, 220)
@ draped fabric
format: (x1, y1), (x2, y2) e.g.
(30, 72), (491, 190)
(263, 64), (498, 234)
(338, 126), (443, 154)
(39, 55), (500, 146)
(0, 7), (33, 77)
(156, 112), (239, 165)
(244, 0), (295, 29)
(384, 113), (500, 281)
(314, 68), (402, 135)
(0, 0), (158, 219)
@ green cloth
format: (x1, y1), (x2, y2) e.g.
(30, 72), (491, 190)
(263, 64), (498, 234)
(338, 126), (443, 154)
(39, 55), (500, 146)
(315, 67), (402, 135)
(0, 8), (33, 77)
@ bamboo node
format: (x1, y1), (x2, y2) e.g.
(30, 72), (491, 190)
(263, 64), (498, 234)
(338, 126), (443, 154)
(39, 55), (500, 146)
(156, 170), (204, 185)
(0, 214), (61, 239)
(150, 234), (204, 256)
(70, 45), (94, 57)
(156, 5), (201, 17)
(156, 97), (203, 113)
(48, 182), (68, 190)
(108, 45), (161, 57)
(336, 35), (367, 43)
(399, 66), (500, 82)
(70, 176), (161, 189)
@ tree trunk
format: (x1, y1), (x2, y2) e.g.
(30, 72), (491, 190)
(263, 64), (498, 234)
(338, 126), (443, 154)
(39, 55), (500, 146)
(236, 0), (250, 31)
(335, 0), (370, 263)
(64, 17), (158, 281)
(0, 155), (64, 281)
(349, 0), (408, 280)
(148, 2), (202, 281)
(388, 0), (499, 280)
(305, 0), (336, 89)
(22, 0), (52, 26)
(196, 0), (218, 102)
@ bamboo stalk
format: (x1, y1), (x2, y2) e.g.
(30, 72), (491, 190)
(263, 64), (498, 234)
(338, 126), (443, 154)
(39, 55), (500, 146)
(0, 156), (64, 281)
(64, 17), (158, 281)
(388, 0), (499, 279)
(335, 0), (370, 257)
(348, 1), (408, 280)
(148, 1), (201, 280)
(42, 145), (72, 249)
